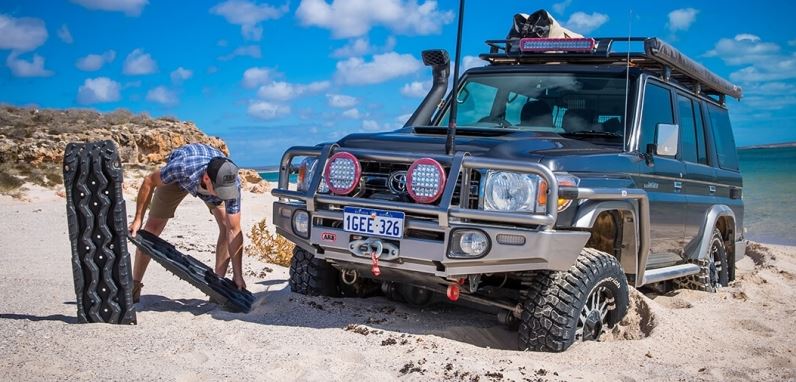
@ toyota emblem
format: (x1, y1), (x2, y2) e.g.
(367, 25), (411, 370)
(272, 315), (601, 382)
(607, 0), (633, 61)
(388, 171), (408, 194)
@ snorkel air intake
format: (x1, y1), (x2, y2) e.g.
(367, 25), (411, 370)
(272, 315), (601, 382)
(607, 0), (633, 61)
(404, 49), (450, 128)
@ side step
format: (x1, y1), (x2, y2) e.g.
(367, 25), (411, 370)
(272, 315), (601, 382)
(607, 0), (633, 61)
(641, 263), (701, 286)
(129, 230), (254, 313)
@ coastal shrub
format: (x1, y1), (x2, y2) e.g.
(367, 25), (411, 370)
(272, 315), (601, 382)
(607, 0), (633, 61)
(245, 218), (294, 267)
(0, 171), (24, 193)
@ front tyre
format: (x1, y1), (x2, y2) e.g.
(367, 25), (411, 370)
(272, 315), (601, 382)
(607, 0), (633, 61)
(288, 247), (340, 297)
(519, 248), (629, 352)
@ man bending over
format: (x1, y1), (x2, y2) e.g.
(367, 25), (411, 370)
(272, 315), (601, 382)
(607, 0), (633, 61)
(128, 143), (245, 302)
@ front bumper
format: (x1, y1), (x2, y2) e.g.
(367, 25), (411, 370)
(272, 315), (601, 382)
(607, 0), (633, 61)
(274, 201), (590, 277)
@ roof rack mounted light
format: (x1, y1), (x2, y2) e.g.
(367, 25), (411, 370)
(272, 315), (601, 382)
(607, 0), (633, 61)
(478, 36), (743, 101)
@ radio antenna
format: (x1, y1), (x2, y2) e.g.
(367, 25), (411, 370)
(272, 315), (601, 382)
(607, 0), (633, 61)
(445, 0), (465, 156)
(622, 8), (632, 148)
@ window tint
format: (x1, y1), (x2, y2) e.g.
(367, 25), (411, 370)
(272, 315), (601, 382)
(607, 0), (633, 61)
(640, 83), (674, 150)
(707, 104), (739, 170)
(694, 102), (708, 165)
(677, 95), (698, 163)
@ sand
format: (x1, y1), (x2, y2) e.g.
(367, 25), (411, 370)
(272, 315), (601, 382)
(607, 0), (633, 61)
(0, 183), (794, 381)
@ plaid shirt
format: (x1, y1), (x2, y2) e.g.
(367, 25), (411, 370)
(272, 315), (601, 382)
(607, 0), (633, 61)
(159, 143), (241, 214)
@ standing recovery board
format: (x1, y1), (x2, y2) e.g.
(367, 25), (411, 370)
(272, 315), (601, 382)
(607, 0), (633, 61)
(63, 140), (137, 324)
(129, 230), (254, 313)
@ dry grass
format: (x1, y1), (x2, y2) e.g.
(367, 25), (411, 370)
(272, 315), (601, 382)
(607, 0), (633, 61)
(0, 163), (62, 194)
(245, 218), (294, 267)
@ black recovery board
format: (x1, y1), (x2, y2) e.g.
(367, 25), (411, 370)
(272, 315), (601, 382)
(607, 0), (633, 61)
(63, 140), (137, 324)
(129, 230), (254, 313)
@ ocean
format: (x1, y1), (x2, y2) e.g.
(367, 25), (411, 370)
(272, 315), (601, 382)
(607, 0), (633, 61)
(259, 146), (796, 245)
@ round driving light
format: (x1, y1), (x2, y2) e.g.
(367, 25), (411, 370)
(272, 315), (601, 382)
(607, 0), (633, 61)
(292, 210), (309, 238)
(324, 152), (361, 195)
(406, 158), (446, 203)
(459, 231), (489, 255)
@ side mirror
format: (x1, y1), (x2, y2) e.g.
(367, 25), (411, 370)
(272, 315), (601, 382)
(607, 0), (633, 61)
(655, 123), (679, 156)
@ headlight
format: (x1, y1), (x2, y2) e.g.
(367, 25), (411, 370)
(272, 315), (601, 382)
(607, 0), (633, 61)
(297, 157), (328, 193)
(483, 171), (539, 212)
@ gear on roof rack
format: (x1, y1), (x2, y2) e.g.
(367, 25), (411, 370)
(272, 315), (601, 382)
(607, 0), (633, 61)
(502, 9), (583, 53)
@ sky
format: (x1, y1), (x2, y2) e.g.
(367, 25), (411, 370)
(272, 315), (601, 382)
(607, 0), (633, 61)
(1, 0), (795, 167)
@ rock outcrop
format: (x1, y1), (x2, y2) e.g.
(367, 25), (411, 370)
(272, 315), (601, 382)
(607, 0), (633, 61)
(0, 106), (268, 194)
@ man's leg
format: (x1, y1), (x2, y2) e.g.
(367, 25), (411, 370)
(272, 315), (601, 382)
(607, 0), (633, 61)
(132, 217), (169, 281)
(210, 206), (231, 277)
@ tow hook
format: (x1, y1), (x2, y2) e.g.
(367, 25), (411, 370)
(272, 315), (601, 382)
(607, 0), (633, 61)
(341, 269), (358, 285)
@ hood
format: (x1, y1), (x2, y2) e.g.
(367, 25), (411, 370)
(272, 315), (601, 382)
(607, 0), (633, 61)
(336, 127), (620, 161)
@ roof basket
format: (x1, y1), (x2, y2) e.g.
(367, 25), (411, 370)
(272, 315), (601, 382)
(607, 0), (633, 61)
(480, 36), (742, 100)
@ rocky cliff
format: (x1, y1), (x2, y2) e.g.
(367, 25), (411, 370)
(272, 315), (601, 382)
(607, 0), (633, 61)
(0, 106), (266, 194)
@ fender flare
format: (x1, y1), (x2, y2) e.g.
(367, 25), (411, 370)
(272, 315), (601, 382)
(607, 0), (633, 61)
(573, 200), (640, 278)
(691, 205), (736, 261)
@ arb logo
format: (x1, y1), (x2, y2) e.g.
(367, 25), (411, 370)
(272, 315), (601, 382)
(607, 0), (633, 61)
(321, 232), (336, 242)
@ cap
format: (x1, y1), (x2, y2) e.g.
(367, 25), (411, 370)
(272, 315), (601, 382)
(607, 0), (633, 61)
(206, 157), (240, 200)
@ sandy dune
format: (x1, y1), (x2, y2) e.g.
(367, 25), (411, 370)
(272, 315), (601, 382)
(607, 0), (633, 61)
(0, 185), (794, 381)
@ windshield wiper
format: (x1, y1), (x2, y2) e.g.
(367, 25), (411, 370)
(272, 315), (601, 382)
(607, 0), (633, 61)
(561, 131), (622, 138)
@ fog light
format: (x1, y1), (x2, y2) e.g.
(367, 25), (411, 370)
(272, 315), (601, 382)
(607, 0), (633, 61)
(292, 210), (309, 238)
(448, 229), (490, 258)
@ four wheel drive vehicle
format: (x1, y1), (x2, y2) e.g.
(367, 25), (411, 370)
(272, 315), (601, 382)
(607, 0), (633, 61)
(272, 36), (745, 352)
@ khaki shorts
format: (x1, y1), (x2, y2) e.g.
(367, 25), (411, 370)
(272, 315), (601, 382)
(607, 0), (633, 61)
(148, 183), (221, 219)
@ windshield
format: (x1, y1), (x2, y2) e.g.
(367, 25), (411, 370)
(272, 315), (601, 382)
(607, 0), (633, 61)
(436, 73), (632, 144)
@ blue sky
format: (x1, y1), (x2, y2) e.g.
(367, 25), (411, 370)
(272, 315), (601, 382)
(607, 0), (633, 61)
(1, 0), (795, 166)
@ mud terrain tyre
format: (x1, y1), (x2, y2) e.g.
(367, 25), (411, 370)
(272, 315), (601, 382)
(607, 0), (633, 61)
(63, 141), (136, 324)
(519, 248), (629, 352)
(289, 247), (340, 296)
(675, 228), (729, 292)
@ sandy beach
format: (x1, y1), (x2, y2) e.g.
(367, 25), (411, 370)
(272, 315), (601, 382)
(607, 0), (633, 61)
(0, 184), (794, 381)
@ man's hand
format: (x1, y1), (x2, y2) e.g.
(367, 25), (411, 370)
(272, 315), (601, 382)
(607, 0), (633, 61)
(233, 274), (246, 290)
(129, 218), (142, 237)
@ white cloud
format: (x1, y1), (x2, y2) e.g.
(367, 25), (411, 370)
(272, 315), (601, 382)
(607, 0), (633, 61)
(341, 108), (361, 119)
(257, 80), (330, 101)
(335, 52), (422, 85)
(77, 77), (121, 104)
(396, 113), (412, 124)
(462, 55), (486, 71)
(326, 93), (358, 108)
(76, 50), (116, 71)
(58, 24), (74, 44)
(730, 58), (796, 83)
(0, 14), (48, 52)
(331, 36), (396, 58)
(242, 67), (274, 88)
(248, 100), (290, 120)
(170, 67), (193, 83)
(210, 0), (288, 41)
(71, 0), (148, 16)
(219, 45), (262, 61)
(361, 119), (382, 130)
(704, 34), (780, 65)
(400, 80), (430, 97)
(146, 86), (178, 106)
(563, 12), (608, 34)
(6, 52), (53, 77)
(123, 48), (157, 75)
(552, 0), (572, 14)
(296, 0), (454, 38)
(667, 8), (699, 32)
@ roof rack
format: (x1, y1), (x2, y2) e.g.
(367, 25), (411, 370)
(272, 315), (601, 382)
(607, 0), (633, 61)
(479, 37), (742, 101)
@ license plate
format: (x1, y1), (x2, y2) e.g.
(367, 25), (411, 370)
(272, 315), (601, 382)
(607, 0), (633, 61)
(343, 207), (404, 239)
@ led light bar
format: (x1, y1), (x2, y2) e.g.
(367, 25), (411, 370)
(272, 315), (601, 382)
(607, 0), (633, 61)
(519, 37), (596, 53)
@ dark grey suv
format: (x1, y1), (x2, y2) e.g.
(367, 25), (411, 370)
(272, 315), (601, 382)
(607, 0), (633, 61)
(272, 37), (745, 352)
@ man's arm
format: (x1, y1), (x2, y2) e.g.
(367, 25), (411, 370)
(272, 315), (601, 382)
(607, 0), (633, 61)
(226, 212), (245, 289)
(128, 170), (165, 237)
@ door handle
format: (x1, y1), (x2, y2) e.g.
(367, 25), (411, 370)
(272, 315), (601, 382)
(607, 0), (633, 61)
(673, 181), (682, 191)
(708, 185), (716, 194)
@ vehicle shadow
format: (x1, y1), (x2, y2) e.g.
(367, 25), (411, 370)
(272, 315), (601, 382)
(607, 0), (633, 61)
(205, 283), (520, 351)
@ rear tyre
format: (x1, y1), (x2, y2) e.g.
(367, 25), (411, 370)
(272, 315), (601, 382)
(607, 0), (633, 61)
(288, 247), (340, 296)
(676, 228), (729, 292)
(519, 248), (629, 352)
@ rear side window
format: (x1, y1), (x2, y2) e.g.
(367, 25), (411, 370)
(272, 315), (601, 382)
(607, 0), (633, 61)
(706, 104), (739, 170)
(677, 95), (698, 163)
(640, 83), (674, 149)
